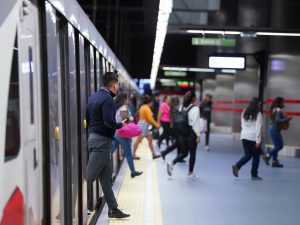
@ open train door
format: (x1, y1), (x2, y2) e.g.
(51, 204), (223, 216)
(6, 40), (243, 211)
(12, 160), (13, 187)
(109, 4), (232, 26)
(18, 1), (43, 224)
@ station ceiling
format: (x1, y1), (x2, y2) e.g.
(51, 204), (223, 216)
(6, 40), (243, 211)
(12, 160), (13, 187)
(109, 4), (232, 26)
(78, 0), (300, 81)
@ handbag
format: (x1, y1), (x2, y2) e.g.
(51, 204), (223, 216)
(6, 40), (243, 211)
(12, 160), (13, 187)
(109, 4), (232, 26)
(116, 122), (142, 138)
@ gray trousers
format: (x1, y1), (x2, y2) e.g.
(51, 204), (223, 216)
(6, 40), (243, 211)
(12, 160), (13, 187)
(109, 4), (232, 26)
(87, 133), (118, 210)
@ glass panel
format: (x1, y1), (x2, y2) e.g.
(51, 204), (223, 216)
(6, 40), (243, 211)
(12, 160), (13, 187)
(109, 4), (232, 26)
(95, 51), (100, 91)
(5, 33), (20, 161)
(90, 46), (95, 92)
(67, 23), (79, 225)
(78, 34), (88, 224)
(45, 3), (63, 224)
(28, 46), (34, 124)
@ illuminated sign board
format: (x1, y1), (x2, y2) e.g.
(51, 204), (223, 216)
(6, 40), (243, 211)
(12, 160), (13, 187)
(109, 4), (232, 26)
(164, 70), (187, 77)
(192, 38), (236, 47)
(208, 55), (246, 70)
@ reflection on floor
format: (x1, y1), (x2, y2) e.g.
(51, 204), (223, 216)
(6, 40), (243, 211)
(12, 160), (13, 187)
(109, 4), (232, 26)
(97, 133), (300, 225)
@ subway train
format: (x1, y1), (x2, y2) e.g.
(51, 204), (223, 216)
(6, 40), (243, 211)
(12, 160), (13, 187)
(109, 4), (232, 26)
(0, 0), (139, 225)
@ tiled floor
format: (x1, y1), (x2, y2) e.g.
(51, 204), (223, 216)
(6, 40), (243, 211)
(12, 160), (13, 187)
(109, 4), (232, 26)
(97, 133), (300, 225)
(156, 133), (300, 225)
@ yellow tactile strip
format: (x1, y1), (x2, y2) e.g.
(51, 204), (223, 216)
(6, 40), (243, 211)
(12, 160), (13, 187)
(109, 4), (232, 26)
(108, 139), (163, 225)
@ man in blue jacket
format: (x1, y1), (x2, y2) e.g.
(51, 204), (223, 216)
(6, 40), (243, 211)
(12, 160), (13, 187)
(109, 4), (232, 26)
(86, 72), (129, 219)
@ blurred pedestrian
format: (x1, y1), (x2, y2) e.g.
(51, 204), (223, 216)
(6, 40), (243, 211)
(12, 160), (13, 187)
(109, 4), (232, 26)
(133, 95), (161, 160)
(263, 97), (292, 167)
(157, 96), (172, 148)
(232, 97), (263, 180)
(200, 94), (213, 151)
(167, 91), (201, 179)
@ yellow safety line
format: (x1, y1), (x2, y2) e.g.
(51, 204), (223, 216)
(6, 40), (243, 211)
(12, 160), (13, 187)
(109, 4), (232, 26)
(108, 139), (164, 225)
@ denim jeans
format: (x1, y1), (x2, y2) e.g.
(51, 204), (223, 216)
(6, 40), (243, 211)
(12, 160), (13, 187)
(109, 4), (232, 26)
(268, 126), (284, 161)
(112, 134), (136, 173)
(236, 139), (260, 177)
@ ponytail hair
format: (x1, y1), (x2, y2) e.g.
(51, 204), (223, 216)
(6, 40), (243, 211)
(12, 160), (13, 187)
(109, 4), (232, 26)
(183, 91), (196, 107)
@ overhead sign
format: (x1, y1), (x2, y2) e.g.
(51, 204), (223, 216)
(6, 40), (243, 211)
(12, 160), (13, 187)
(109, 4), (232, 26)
(164, 70), (187, 77)
(208, 55), (246, 70)
(192, 38), (236, 47)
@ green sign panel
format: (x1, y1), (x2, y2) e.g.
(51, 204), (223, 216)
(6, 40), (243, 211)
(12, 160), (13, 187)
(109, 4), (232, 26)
(192, 38), (236, 47)
(164, 70), (187, 77)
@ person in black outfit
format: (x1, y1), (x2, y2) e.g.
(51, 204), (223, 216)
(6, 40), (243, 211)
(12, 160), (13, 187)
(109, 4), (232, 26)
(152, 91), (160, 121)
(86, 72), (129, 219)
(200, 94), (213, 151)
(161, 96), (184, 161)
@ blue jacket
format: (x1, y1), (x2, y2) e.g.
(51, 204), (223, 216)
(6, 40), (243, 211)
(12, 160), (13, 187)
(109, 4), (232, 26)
(86, 88), (122, 139)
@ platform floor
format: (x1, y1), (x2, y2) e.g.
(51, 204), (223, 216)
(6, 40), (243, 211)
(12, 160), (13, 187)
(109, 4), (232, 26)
(97, 133), (300, 225)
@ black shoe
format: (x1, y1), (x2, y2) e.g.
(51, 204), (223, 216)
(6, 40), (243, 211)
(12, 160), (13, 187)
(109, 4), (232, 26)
(152, 154), (161, 159)
(157, 141), (161, 149)
(108, 208), (130, 219)
(161, 151), (166, 161)
(272, 160), (283, 168)
(232, 165), (239, 177)
(178, 159), (186, 163)
(263, 155), (271, 166)
(131, 171), (143, 178)
(251, 176), (263, 180)
(133, 156), (140, 160)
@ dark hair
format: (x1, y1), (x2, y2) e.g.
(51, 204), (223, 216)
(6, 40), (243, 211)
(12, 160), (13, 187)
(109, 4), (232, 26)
(183, 91), (196, 107)
(243, 97), (260, 121)
(154, 91), (160, 97)
(102, 72), (118, 87)
(142, 95), (152, 104)
(162, 96), (168, 102)
(269, 97), (284, 120)
(115, 93), (128, 110)
(171, 96), (180, 107)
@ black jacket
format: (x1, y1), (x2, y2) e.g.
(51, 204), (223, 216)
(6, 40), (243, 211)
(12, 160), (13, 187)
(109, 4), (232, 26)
(200, 100), (212, 120)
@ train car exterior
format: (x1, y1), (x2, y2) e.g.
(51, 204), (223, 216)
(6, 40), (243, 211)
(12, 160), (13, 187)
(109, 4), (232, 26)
(0, 1), (139, 225)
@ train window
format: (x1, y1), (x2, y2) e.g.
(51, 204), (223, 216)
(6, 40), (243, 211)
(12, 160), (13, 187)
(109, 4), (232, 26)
(5, 34), (21, 161)
(29, 47), (34, 124)
(102, 57), (106, 74)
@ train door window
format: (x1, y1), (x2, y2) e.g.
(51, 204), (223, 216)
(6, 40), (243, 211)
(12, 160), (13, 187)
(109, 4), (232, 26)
(45, 3), (64, 225)
(102, 56), (106, 74)
(66, 23), (79, 225)
(99, 54), (103, 87)
(77, 33), (88, 225)
(84, 42), (91, 95)
(106, 60), (110, 72)
(90, 46), (95, 92)
(5, 34), (20, 161)
(95, 51), (100, 90)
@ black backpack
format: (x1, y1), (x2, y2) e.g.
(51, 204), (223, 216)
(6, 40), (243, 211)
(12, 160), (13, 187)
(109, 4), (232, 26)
(172, 105), (195, 136)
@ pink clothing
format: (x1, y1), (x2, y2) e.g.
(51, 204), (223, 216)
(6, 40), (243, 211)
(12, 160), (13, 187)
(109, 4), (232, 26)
(159, 102), (171, 122)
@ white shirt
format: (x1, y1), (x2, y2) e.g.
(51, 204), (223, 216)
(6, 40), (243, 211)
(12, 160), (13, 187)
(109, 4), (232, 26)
(182, 104), (201, 137)
(240, 110), (262, 144)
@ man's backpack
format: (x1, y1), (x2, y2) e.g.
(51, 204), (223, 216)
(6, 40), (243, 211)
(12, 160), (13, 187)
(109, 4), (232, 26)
(172, 105), (195, 136)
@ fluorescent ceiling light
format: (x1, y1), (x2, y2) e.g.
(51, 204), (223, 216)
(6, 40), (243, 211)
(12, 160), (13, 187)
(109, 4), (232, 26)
(150, 0), (173, 89)
(162, 67), (188, 71)
(188, 68), (215, 72)
(209, 56), (245, 70)
(256, 32), (300, 37)
(221, 69), (237, 73)
(162, 66), (215, 73)
(187, 30), (241, 35)
(187, 30), (300, 37)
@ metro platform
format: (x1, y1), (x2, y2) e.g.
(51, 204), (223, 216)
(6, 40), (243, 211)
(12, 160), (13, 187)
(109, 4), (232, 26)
(96, 133), (300, 225)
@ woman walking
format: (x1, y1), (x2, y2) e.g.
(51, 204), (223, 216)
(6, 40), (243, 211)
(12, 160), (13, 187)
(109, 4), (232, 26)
(232, 98), (263, 180)
(133, 95), (161, 160)
(157, 96), (172, 148)
(112, 93), (143, 178)
(263, 97), (292, 167)
(167, 91), (201, 179)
